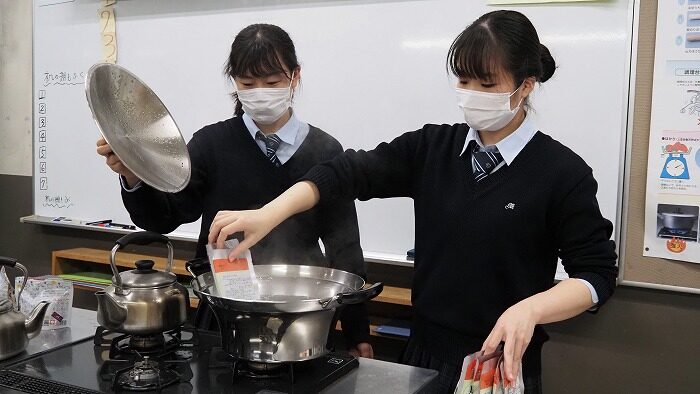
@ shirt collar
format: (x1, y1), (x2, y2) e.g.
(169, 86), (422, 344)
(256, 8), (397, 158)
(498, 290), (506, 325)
(460, 114), (537, 165)
(242, 110), (300, 146)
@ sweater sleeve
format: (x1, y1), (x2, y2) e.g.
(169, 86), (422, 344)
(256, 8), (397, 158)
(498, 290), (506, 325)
(553, 170), (618, 308)
(303, 128), (424, 203)
(120, 131), (210, 233)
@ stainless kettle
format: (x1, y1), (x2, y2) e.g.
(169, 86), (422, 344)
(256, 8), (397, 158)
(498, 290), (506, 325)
(95, 232), (188, 335)
(0, 257), (50, 360)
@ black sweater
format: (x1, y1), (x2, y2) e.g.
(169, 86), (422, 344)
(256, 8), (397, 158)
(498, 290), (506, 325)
(121, 116), (369, 345)
(305, 123), (618, 374)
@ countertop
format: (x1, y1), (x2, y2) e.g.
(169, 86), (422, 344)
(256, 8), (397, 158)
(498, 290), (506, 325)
(325, 356), (438, 393)
(0, 308), (437, 393)
(0, 307), (99, 367)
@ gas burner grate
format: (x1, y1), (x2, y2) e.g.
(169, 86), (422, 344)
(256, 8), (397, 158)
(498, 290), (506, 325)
(0, 370), (102, 394)
(99, 355), (193, 392)
(93, 326), (197, 360)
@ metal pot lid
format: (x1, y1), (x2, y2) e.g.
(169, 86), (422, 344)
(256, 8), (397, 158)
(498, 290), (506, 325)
(0, 299), (13, 314)
(85, 63), (191, 193)
(118, 260), (177, 288)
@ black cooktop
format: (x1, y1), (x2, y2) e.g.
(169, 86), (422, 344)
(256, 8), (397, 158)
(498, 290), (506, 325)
(0, 328), (358, 394)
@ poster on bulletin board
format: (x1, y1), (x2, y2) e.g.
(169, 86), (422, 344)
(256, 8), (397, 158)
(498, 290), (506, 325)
(643, 0), (700, 263)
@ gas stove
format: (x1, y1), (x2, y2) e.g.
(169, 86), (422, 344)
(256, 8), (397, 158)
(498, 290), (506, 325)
(0, 326), (358, 393)
(657, 227), (698, 241)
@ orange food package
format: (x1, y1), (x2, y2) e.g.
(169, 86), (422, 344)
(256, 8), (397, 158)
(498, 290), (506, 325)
(206, 239), (259, 300)
(454, 352), (479, 394)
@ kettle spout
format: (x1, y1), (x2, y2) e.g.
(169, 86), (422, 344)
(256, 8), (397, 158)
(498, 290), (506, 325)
(95, 290), (127, 328)
(25, 301), (50, 340)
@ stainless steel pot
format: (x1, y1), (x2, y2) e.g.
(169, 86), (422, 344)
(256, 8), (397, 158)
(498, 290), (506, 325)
(188, 260), (383, 363)
(0, 257), (50, 360)
(658, 212), (697, 230)
(96, 232), (188, 335)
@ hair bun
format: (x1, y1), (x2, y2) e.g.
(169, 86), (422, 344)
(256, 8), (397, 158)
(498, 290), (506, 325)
(539, 43), (556, 83)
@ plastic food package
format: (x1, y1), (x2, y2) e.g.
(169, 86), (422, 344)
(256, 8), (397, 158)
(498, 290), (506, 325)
(15, 276), (73, 330)
(494, 353), (524, 394)
(454, 348), (524, 394)
(478, 355), (499, 394)
(455, 351), (480, 394)
(493, 356), (504, 394)
(206, 239), (259, 300)
(472, 351), (500, 394)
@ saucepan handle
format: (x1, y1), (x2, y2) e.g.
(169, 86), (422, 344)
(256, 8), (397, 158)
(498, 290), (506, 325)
(185, 257), (211, 278)
(320, 282), (384, 309)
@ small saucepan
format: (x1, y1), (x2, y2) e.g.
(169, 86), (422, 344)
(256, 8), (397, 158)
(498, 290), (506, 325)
(658, 212), (698, 231)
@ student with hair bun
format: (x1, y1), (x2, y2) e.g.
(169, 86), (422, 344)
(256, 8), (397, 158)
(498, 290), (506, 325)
(96, 23), (373, 358)
(209, 11), (618, 393)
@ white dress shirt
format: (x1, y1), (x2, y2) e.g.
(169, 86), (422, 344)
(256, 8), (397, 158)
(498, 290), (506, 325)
(243, 110), (310, 165)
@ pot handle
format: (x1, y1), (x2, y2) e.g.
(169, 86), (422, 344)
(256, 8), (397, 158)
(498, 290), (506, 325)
(320, 282), (384, 309)
(0, 256), (28, 312)
(185, 257), (211, 278)
(111, 231), (174, 294)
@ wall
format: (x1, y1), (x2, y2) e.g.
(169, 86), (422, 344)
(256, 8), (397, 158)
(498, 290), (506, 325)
(0, 1), (697, 393)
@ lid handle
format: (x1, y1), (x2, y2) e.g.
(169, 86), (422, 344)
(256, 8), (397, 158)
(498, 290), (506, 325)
(135, 260), (156, 272)
(110, 231), (174, 295)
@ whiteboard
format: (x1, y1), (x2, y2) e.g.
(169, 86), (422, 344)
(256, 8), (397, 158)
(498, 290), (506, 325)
(32, 0), (633, 261)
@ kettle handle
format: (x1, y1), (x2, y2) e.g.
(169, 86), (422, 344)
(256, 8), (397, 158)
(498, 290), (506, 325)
(110, 231), (174, 294)
(0, 256), (29, 312)
(116, 231), (170, 247)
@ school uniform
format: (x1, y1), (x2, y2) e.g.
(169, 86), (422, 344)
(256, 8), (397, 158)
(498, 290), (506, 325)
(302, 115), (618, 393)
(119, 111), (371, 346)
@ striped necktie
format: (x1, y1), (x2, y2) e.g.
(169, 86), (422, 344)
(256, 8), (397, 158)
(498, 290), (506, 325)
(470, 141), (504, 182)
(256, 131), (283, 167)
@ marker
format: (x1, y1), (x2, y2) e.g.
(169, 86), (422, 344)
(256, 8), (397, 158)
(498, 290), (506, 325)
(52, 216), (72, 222)
(85, 219), (112, 227)
(107, 223), (136, 230)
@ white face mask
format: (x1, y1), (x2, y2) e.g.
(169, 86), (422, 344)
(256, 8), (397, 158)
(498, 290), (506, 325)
(235, 73), (295, 125)
(456, 85), (523, 131)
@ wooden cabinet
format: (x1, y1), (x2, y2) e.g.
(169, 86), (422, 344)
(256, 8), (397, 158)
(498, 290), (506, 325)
(52, 248), (411, 341)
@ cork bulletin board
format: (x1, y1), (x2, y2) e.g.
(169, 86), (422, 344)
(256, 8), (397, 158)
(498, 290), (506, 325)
(621, 0), (700, 294)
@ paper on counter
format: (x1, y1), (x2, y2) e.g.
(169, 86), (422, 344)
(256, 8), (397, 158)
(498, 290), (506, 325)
(16, 276), (73, 330)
